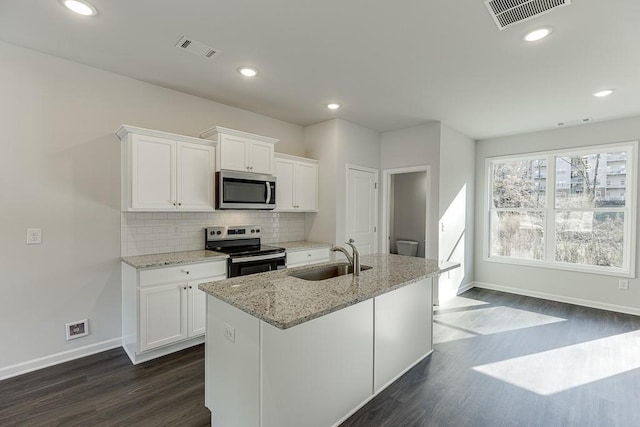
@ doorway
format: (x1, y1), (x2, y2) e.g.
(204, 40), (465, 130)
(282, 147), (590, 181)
(346, 164), (378, 255)
(381, 166), (430, 258)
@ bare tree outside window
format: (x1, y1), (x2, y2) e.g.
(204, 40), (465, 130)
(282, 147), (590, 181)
(488, 147), (632, 273)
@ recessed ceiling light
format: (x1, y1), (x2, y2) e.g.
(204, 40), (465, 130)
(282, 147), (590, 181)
(523, 28), (552, 42)
(238, 67), (258, 77)
(61, 0), (97, 16)
(327, 103), (340, 110)
(593, 89), (614, 97)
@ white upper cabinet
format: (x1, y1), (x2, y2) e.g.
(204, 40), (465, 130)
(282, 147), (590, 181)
(117, 125), (216, 212)
(200, 126), (278, 175)
(274, 154), (318, 212)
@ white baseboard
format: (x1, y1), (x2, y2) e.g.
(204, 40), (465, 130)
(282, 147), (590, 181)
(472, 281), (640, 317)
(0, 337), (122, 381)
(456, 282), (475, 295)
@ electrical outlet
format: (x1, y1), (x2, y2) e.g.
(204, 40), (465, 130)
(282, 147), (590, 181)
(224, 322), (235, 343)
(619, 279), (629, 290)
(26, 228), (42, 244)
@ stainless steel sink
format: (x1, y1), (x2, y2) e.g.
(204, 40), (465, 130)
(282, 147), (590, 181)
(289, 263), (372, 281)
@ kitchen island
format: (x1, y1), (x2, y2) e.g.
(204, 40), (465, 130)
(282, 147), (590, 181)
(199, 254), (459, 427)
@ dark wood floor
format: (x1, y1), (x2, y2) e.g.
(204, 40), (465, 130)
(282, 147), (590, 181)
(2, 288), (640, 426)
(343, 288), (640, 427)
(0, 344), (210, 426)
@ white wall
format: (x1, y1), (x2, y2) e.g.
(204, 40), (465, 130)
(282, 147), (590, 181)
(303, 120), (338, 243)
(475, 116), (640, 312)
(439, 124), (475, 298)
(381, 123), (441, 259)
(304, 119), (381, 247)
(335, 120), (381, 246)
(0, 40), (305, 373)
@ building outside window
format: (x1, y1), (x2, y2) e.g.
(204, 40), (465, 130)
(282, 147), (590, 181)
(486, 142), (637, 277)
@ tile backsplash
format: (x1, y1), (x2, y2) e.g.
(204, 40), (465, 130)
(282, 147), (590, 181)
(121, 211), (306, 256)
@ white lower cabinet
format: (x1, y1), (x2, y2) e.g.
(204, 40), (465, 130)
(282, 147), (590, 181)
(286, 247), (330, 268)
(122, 259), (226, 364)
(139, 283), (188, 352)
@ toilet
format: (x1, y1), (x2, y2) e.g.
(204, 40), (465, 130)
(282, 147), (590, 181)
(396, 240), (418, 257)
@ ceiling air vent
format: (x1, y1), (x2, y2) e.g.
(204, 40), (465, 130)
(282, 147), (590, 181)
(175, 36), (219, 59)
(485, 0), (571, 30)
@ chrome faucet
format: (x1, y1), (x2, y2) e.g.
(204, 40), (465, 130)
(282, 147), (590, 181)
(331, 239), (361, 276)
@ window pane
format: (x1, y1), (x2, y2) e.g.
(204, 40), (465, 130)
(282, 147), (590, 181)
(490, 211), (545, 260)
(555, 211), (624, 268)
(555, 152), (626, 208)
(492, 159), (546, 209)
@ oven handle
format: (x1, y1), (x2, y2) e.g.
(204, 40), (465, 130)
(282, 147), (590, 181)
(266, 182), (271, 204)
(231, 253), (285, 263)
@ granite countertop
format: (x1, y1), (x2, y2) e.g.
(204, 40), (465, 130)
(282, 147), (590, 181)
(199, 254), (459, 330)
(121, 250), (228, 269)
(275, 241), (333, 251)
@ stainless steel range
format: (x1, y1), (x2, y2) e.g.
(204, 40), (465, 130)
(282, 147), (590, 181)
(205, 225), (286, 278)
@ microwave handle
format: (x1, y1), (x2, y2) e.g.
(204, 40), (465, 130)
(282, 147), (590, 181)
(266, 181), (271, 204)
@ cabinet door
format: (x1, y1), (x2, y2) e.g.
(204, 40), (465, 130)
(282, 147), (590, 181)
(188, 275), (225, 337)
(177, 142), (215, 211)
(275, 158), (295, 211)
(139, 283), (188, 352)
(131, 135), (176, 210)
(295, 162), (318, 211)
(220, 134), (249, 172)
(248, 140), (274, 174)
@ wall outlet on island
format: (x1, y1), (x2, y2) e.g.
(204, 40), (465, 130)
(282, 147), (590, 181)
(618, 279), (629, 290)
(224, 322), (235, 343)
(26, 228), (42, 244)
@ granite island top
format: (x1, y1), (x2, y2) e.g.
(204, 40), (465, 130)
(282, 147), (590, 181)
(121, 250), (228, 269)
(199, 253), (459, 330)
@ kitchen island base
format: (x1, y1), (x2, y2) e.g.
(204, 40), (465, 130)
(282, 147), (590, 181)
(205, 277), (433, 427)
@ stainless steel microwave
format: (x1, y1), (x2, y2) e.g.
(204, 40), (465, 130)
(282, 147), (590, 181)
(216, 170), (276, 210)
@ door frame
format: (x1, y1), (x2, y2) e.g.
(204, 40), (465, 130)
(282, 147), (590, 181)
(381, 165), (431, 258)
(346, 163), (379, 254)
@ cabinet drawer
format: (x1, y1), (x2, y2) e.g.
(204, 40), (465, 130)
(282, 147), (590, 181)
(139, 261), (227, 287)
(286, 248), (330, 266)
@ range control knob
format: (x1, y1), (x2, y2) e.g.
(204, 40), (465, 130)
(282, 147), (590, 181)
(216, 230), (222, 235)
(256, 229), (260, 233)
(251, 229), (255, 233)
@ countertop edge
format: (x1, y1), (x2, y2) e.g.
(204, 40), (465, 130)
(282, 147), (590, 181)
(121, 251), (228, 270)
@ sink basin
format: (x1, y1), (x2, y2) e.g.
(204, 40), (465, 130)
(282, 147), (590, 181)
(289, 263), (372, 281)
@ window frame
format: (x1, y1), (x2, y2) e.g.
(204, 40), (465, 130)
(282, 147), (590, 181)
(484, 141), (638, 278)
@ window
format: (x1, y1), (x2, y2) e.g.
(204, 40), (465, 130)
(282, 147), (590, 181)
(487, 142), (637, 277)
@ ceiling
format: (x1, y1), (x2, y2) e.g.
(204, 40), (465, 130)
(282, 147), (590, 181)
(1, 0), (639, 140)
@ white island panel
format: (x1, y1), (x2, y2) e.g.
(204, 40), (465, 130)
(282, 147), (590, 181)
(206, 296), (260, 427)
(374, 278), (433, 392)
(260, 299), (374, 427)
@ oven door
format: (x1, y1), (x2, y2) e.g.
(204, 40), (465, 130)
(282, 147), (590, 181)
(228, 253), (286, 277)
(217, 170), (276, 210)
